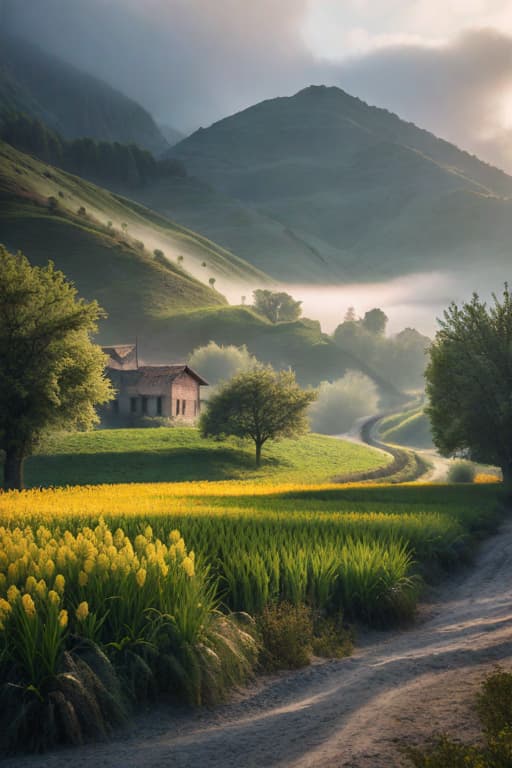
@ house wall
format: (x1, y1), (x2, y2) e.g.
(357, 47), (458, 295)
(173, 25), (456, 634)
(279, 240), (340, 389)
(170, 373), (201, 423)
(106, 370), (201, 424)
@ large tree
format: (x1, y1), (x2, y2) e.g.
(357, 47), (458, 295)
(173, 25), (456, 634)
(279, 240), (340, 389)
(253, 289), (302, 323)
(0, 246), (113, 490)
(425, 287), (512, 486)
(199, 365), (316, 465)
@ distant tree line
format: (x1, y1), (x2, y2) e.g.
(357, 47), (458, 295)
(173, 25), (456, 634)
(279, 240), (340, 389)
(333, 308), (429, 390)
(0, 112), (186, 189)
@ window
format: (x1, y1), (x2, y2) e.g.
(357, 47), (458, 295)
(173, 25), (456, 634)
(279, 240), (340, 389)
(176, 399), (180, 416)
(130, 397), (137, 413)
(156, 396), (163, 416)
(141, 396), (148, 415)
(112, 399), (119, 414)
(182, 399), (186, 416)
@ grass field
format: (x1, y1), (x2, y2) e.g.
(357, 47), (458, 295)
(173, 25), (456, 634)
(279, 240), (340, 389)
(378, 407), (434, 449)
(25, 428), (391, 487)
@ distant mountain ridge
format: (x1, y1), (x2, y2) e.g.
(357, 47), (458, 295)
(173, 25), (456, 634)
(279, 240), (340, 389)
(169, 85), (512, 281)
(0, 35), (170, 155)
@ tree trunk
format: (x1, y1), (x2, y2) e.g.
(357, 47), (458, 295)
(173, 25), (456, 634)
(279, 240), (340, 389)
(3, 446), (25, 491)
(255, 440), (262, 467)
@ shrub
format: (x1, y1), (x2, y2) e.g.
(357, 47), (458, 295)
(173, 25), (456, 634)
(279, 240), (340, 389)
(476, 667), (512, 736)
(448, 461), (475, 484)
(404, 668), (512, 767)
(312, 614), (353, 659)
(309, 372), (379, 435)
(257, 603), (313, 671)
(189, 341), (257, 389)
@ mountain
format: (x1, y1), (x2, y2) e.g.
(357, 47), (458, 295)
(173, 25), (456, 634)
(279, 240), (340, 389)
(169, 85), (512, 281)
(158, 123), (185, 147)
(0, 35), (170, 155)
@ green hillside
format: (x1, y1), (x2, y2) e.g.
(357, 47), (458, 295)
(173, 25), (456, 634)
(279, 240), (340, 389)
(25, 429), (389, 487)
(379, 408), (434, 449)
(170, 85), (512, 281)
(0, 35), (169, 154)
(0, 141), (402, 391)
(0, 141), (235, 339)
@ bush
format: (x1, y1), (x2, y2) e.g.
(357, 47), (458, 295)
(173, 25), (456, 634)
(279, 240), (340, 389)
(312, 614), (353, 659)
(189, 341), (257, 390)
(448, 461), (475, 484)
(258, 603), (313, 671)
(404, 668), (512, 767)
(477, 667), (512, 736)
(309, 371), (379, 435)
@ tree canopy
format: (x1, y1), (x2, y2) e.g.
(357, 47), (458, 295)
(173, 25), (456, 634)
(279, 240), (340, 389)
(253, 289), (302, 323)
(188, 342), (256, 390)
(199, 365), (316, 465)
(0, 246), (113, 489)
(425, 287), (512, 485)
(362, 308), (388, 335)
(309, 372), (379, 435)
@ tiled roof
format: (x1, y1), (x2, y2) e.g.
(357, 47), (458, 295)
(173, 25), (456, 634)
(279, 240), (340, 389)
(102, 344), (137, 370)
(136, 365), (208, 385)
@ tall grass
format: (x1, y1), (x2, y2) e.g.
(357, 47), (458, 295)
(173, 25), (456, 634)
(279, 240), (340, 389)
(0, 519), (257, 752)
(0, 483), (501, 630)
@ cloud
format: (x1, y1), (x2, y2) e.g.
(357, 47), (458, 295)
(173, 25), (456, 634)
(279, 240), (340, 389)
(5, 1), (512, 171)
(333, 28), (512, 169)
(4, 0), (316, 131)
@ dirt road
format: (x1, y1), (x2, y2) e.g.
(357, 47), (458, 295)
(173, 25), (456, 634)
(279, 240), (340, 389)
(7, 517), (512, 768)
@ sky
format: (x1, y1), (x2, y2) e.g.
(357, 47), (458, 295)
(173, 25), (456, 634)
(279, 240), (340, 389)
(6, 0), (512, 171)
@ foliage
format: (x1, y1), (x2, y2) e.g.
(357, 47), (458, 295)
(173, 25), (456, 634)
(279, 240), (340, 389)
(309, 372), (379, 434)
(253, 289), (302, 323)
(0, 246), (113, 489)
(257, 603), (313, 670)
(362, 307), (388, 335)
(426, 287), (512, 485)
(447, 461), (476, 484)
(405, 668), (512, 767)
(333, 320), (430, 390)
(311, 614), (353, 659)
(0, 520), (257, 751)
(0, 112), (186, 189)
(188, 342), (257, 389)
(200, 366), (316, 465)
(476, 667), (512, 736)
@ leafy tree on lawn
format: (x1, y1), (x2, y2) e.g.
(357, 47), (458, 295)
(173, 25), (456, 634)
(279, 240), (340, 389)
(425, 286), (512, 487)
(0, 246), (113, 490)
(200, 365), (316, 466)
(253, 289), (302, 323)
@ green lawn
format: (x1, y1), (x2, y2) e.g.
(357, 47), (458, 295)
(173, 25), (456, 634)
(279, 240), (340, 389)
(26, 427), (391, 487)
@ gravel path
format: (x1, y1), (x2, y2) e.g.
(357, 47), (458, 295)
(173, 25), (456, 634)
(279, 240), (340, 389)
(6, 518), (512, 768)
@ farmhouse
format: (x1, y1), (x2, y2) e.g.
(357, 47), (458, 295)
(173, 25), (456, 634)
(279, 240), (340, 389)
(102, 344), (208, 424)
